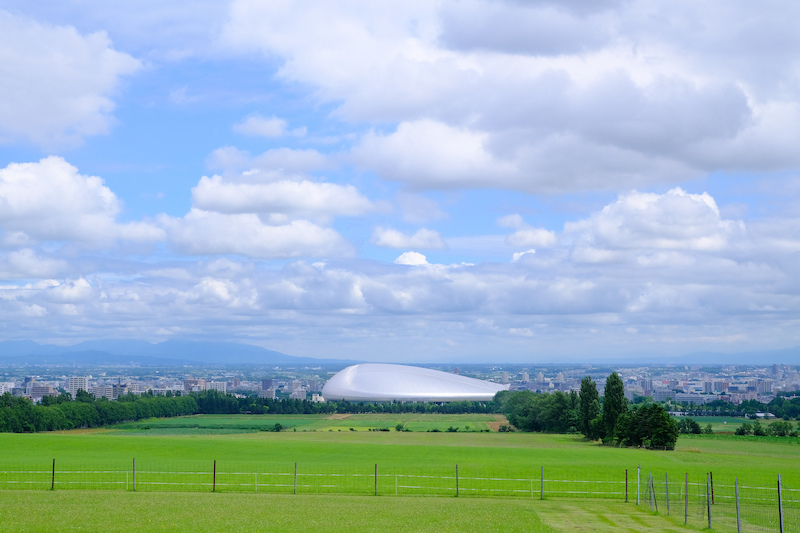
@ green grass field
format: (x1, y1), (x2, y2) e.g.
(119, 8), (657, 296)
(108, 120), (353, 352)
(674, 415), (752, 433)
(1, 413), (798, 531)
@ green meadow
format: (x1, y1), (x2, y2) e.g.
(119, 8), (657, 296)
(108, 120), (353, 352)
(1, 413), (798, 531)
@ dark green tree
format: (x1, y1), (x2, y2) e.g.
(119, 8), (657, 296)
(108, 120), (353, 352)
(602, 372), (626, 443)
(579, 376), (600, 439)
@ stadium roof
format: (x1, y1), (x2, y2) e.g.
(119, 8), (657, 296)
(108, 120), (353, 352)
(321, 363), (509, 402)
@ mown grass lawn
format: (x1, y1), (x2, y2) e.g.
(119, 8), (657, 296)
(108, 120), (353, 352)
(1, 414), (798, 531)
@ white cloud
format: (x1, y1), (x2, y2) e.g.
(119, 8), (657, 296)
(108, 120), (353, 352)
(0, 157), (164, 245)
(232, 114), (306, 138)
(352, 120), (518, 189)
(372, 227), (445, 249)
(394, 251), (429, 266)
(498, 214), (557, 248)
(219, 0), (800, 193)
(233, 115), (286, 137)
(192, 174), (374, 221)
(161, 209), (353, 259)
(207, 146), (331, 174)
(0, 249), (67, 279)
(0, 10), (141, 147)
(511, 249), (536, 262)
(507, 228), (557, 247)
(565, 188), (745, 256)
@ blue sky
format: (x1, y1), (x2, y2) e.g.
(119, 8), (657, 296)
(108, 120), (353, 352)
(1, 1), (800, 363)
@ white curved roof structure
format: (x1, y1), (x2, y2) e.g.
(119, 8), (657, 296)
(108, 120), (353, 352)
(321, 363), (509, 402)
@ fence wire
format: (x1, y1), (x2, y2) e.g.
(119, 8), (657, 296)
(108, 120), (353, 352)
(0, 461), (795, 531)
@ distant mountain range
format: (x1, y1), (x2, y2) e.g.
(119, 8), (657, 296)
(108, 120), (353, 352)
(0, 340), (355, 367)
(0, 339), (798, 367)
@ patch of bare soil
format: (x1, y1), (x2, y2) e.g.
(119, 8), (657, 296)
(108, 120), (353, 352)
(488, 414), (510, 431)
(326, 413), (351, 420)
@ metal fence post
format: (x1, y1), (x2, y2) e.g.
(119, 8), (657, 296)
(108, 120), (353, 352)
(778, 473), (784, 533)
(706, 473), (712, 530)
(455, 464), (459, 497)
(665, 473), (670, 516)
(213, 460), (216, 492)
(374, 464), (378, 496)
(650, 472), (657, 512)
(540, 466), (544, 500)
(710, 470), (714, 505)
(294, 462), (297, 494)
(51, 459), (55, 490)
(735, 477), (741, 533)
(133, 458), (136, 492)
(637, 465), (640, 506)
(684, 473), (689, 526)
(625, 469), (628, 503)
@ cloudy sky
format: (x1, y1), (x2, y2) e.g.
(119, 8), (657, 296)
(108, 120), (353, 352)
(1, 0), (800, 363)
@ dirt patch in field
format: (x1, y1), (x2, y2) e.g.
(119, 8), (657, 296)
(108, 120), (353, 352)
(326, 414), (351, 420)
(488, 414), (510, 431)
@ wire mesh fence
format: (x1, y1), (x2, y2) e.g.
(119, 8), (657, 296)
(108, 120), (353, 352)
(0, 460), (795, 531)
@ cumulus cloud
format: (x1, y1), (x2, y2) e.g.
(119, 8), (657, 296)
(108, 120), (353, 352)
(207, 146), (331, 174)
(511, 249), (536, 262)
(394, 251), (429, 266)
(565, 188), (745, 259)
(0, 249), (67, 279)
(0, 157), (164, 245)
(498, 214), (557, 248)
(233, 114), (306, 138)
(372, 227), (446, 249)
(192, 174), (374, 221)
(219, 0), (800, 192)
(352, 120), (518, 189)
(0, 10), (141, 147)
(161, 209), (353, 259)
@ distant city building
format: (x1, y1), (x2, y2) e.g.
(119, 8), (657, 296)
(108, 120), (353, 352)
(67, 376), (89, 398)
(290, 388), (307, 400)
(205, 381), (227, 393)
(258, 388), (276, 399)
(184, 378), (206, 392)
(29, 385), (58, 401)
(93, 386), (114, 400)
(261, 379), (273, 390)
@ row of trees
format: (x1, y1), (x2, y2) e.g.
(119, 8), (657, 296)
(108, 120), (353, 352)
(734, 420), (799, 437)
(0, 391), (199, 433)
(499, 373), (679, 449)
(666, 394), (800, 420)
(0, 389), (501, 433)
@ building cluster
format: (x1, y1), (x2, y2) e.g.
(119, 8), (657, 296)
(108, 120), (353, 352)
(3, 363), (799, 406)
(509, 364), (800, 405)
(1, 372), (327, 404)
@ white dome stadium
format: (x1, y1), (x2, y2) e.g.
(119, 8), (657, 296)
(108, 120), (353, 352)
(321, 363), (509, 402)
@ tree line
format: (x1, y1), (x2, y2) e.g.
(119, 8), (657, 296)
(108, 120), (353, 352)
(0, 390), (199, 433)
(665, 394), (800, 420)
(0, 389), (500, 433)
(496, 372), (679, 450)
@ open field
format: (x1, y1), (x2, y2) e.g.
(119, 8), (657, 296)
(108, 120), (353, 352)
(675, 415), (751, 433)
(105, 413), (501, 434)
(0, 491), (709, 533)
(1, 414), (798, 531)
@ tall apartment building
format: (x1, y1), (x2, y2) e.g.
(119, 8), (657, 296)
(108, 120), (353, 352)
(205, 381), (227, 393)
(67, 376), (89, 398)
